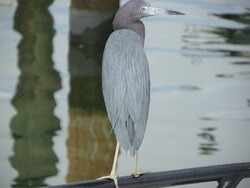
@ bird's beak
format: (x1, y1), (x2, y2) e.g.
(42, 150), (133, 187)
(146, 7), (185, 16)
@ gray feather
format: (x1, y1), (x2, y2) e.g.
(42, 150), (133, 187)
(102, 29), (150, 156)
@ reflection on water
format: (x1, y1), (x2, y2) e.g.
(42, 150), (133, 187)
(182, 8), (250, 156)
(214, 11), (250, 80)
(216, 71), (250, 79)
(1, 1), (249, 187)
(198, 128), (219, 155)
(213, 10), (250, 45)
(66, 0), (118, 182)
(210, 10), (250, 59)
(0, 0), (17, 7)
(152, 85), (200, 93)
(183, 9), (250, 59)
(213, 10), (250, 80)
(9, 0), (61, 187)
(232, 61), (250, 65)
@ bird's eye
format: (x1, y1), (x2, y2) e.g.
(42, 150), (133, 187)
(140, 7), (146, 11)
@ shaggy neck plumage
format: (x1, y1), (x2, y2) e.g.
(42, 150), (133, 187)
(113, 12), (145, 44)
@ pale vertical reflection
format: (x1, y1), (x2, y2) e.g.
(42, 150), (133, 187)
(10, 0), (61, 187)
(66, 0), (119, 182)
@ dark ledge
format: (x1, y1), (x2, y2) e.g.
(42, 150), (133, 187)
(46, 162), (250, 188)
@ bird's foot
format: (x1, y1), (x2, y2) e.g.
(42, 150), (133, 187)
(98, 173), (119, 188)
(133, 169), (149, 177)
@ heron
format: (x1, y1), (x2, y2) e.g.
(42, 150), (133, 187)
(101, 0), (184, 187)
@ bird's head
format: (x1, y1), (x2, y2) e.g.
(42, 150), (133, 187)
(121, 0), (185, 21)
(113, 0), (185, 39)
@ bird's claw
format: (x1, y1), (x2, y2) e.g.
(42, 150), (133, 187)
(133, 170), (149, 177)
(98, 174), (119, 188)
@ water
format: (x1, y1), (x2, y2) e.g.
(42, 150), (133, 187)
(0, 0), (250, 187)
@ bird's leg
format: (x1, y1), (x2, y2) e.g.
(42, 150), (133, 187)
(98, 142), (120, 188)
(109, 141), (119, 186)
(134, 151), (142, 177)
(133, 151), (148, 177)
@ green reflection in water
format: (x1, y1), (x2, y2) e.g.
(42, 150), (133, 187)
(213, 10), (250, 45)
(211, 10), (250, 59)
(197, 127), (219, 155)
(9, 0), (61, 187)
(182, 9), (250, 59)
(212, 10), (250, 79)
(66, 0), (118, 183)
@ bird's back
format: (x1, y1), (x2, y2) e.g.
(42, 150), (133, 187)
(102, 29), (150, 156)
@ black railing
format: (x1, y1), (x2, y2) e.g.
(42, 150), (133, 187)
(47, 162), (250, 188)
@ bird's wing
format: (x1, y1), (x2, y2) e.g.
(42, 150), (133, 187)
(102, 29), (150, 155)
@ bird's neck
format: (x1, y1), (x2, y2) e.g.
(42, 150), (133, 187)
(130, 20), (145, 43)
(113, 19), (145, 45)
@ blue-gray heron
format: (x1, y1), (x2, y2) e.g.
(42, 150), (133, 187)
(101, 0), (184, 187)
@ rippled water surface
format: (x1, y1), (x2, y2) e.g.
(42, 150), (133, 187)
(0, 0), (250, 187)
